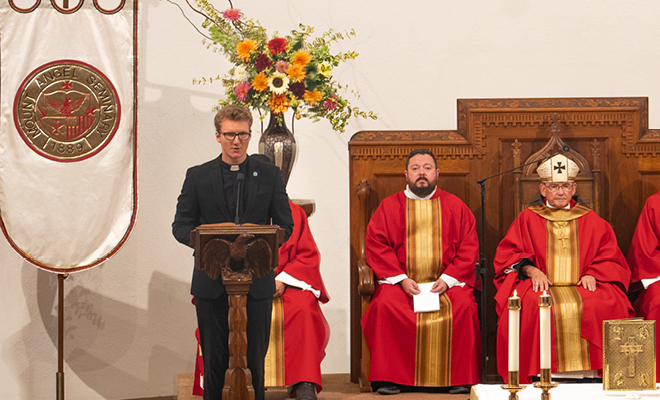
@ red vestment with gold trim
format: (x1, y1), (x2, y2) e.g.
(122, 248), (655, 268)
(361, 190), (481, 387)
(628, 192), (660, 381)
(494, 204), (633, 384)
(272, 202), (330, 389)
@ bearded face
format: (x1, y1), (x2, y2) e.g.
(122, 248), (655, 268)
(405, 154), (439, 197)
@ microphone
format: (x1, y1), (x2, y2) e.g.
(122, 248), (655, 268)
(477, 143), (570, 185)
(235, 173), (244, 225)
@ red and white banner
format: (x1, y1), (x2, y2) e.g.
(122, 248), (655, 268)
(0, 1), (137, 272)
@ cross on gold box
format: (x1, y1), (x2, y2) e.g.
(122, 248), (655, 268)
(603, 318), (656, 390)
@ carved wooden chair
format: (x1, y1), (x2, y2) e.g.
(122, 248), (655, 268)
(356, 180), (376, 391)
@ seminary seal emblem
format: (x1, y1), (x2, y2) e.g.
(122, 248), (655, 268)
(13, 60), (120, 162)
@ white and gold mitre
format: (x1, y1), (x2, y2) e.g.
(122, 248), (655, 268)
(537, 154), (579, 182)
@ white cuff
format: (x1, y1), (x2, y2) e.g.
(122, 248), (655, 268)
(275, 271), (321, 298)
(440, 273), (465, 289)
(378, 274), (408, 285)
(641, 276), (660, 290)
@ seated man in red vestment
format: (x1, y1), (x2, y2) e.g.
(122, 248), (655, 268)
(266, 199), (330, 400)
(361, 148), (481, 395)
(628, 191), (660, 382)
(494, 154), (634, 384)
(194, 155), (330, 400)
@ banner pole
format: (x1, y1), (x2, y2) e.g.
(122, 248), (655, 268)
(57, 273), (68, 400)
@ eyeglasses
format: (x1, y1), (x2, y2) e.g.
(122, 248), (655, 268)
(544, 183), (574, 192)
(221, 131), (251, 141)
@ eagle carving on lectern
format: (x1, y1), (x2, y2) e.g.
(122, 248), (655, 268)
(199, 233), (273, 281)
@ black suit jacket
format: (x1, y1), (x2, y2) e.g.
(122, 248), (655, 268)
(172, 155), (294, 300)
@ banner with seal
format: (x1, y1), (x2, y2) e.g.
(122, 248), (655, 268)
(0, 1), (137, 272)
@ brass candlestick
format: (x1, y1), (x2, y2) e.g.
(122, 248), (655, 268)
(533, 368), (558, 400)
(501, 371), (526, 400)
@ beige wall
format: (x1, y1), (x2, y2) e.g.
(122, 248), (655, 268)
(1, 0), (659, 398)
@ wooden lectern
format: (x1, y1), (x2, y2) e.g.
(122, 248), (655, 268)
(191, 223), (284, 400)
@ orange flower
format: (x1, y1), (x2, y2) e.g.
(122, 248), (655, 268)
(291, 50), (312, 67)
(303, 89), (322, 105)
(236, 39), (257, 62)
(268, 93), (290, 114)
(287, 64), (306, 82)
(252, 72), (269, 92)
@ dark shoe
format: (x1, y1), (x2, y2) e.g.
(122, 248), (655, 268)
(295, 382), (317, 400)
(377, 385), (401, 395)
(448, 385), (471, 394)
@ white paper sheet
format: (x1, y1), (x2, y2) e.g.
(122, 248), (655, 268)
(413, 282), (440, 313)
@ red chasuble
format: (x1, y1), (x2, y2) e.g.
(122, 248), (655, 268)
(494, 203), (633, 384)
(194, 202), (330, 395)
(361, 190), (481, 387)
(628, 192), (660, 381)
(264, 201), (330, 390)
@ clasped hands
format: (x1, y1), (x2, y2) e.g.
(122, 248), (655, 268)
(274, 280), (286, 298)
(522, 265), (597, 292)
(400, 277), (448, 297)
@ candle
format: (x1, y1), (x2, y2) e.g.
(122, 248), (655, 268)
(508, 290), (521, 373)
(539, 290), (552, 370)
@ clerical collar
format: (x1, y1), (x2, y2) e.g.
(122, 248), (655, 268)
(219, 157), (247, 172)
(404, 185), (437, 200)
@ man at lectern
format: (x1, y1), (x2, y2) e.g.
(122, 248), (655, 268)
(628, 191), (660, 382)
(172, 104), (293, 400)
(361, 148), (481, 395)
(192, 154), (330, 400)
(493, 154), (633, 384)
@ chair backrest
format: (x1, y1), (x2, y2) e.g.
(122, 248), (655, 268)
(513, 114), (601, 215)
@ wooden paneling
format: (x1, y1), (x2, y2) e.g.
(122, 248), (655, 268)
(349, 97), (660, 385)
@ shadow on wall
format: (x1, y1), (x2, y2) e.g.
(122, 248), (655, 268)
(2, 263), (195, 399)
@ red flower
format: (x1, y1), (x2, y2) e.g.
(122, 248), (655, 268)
(255, 54), (273, 72)
(234, 82), (252, 101)
(222, 8), (241, 22)
(268, 38), (288, 55)
(289, 82), (306, 99)
(324, 98), (338, 110)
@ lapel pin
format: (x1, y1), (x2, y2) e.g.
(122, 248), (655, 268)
(253, 171), (258, 177)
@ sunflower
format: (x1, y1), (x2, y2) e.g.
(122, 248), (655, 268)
(268, 93), (290, 114)
(236, 39), (257, 62)
(268, 72), (290, 95)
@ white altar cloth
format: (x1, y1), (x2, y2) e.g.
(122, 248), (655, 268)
(471, 384), (660, 400)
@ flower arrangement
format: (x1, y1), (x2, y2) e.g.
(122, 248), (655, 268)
(190, 0), (376, 132)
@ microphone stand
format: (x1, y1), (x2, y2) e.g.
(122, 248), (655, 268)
(475, 145), (568, 383)
(235, 173), (244, 225)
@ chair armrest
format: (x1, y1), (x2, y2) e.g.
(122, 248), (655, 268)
(358, 259), (375, 297)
